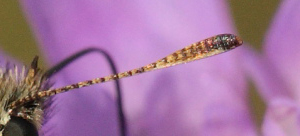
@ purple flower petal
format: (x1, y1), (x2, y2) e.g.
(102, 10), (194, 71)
(240, 46), (291, 102)
(264, 0), (300, 99)
(241, 46), (300, 135)
(20, 1), (256, 135)
(260, 1), (300, 135)
(240, 46), (300, 136)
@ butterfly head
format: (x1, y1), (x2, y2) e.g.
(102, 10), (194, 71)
(0, 57), (49, 136)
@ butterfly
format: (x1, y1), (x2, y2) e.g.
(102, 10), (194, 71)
(0, 34), (242, 136)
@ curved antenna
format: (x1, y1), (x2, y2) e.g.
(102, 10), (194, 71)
(9, 34), (243, 111)
(43, 48), (127, 136)
(44, 48), (117, 79)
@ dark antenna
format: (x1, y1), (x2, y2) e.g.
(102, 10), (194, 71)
(42, 48), (127, 136)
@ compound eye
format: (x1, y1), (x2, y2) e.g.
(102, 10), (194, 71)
(2, 116), (38, 136)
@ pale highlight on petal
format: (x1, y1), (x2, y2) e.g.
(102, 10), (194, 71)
(262, 98), (300, 136)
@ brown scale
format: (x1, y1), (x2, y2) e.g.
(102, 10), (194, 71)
(8, 34), (243, 112)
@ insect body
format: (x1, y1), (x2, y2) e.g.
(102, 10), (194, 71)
(0, 34), (242, 136)
(0, 57), (49, 136)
